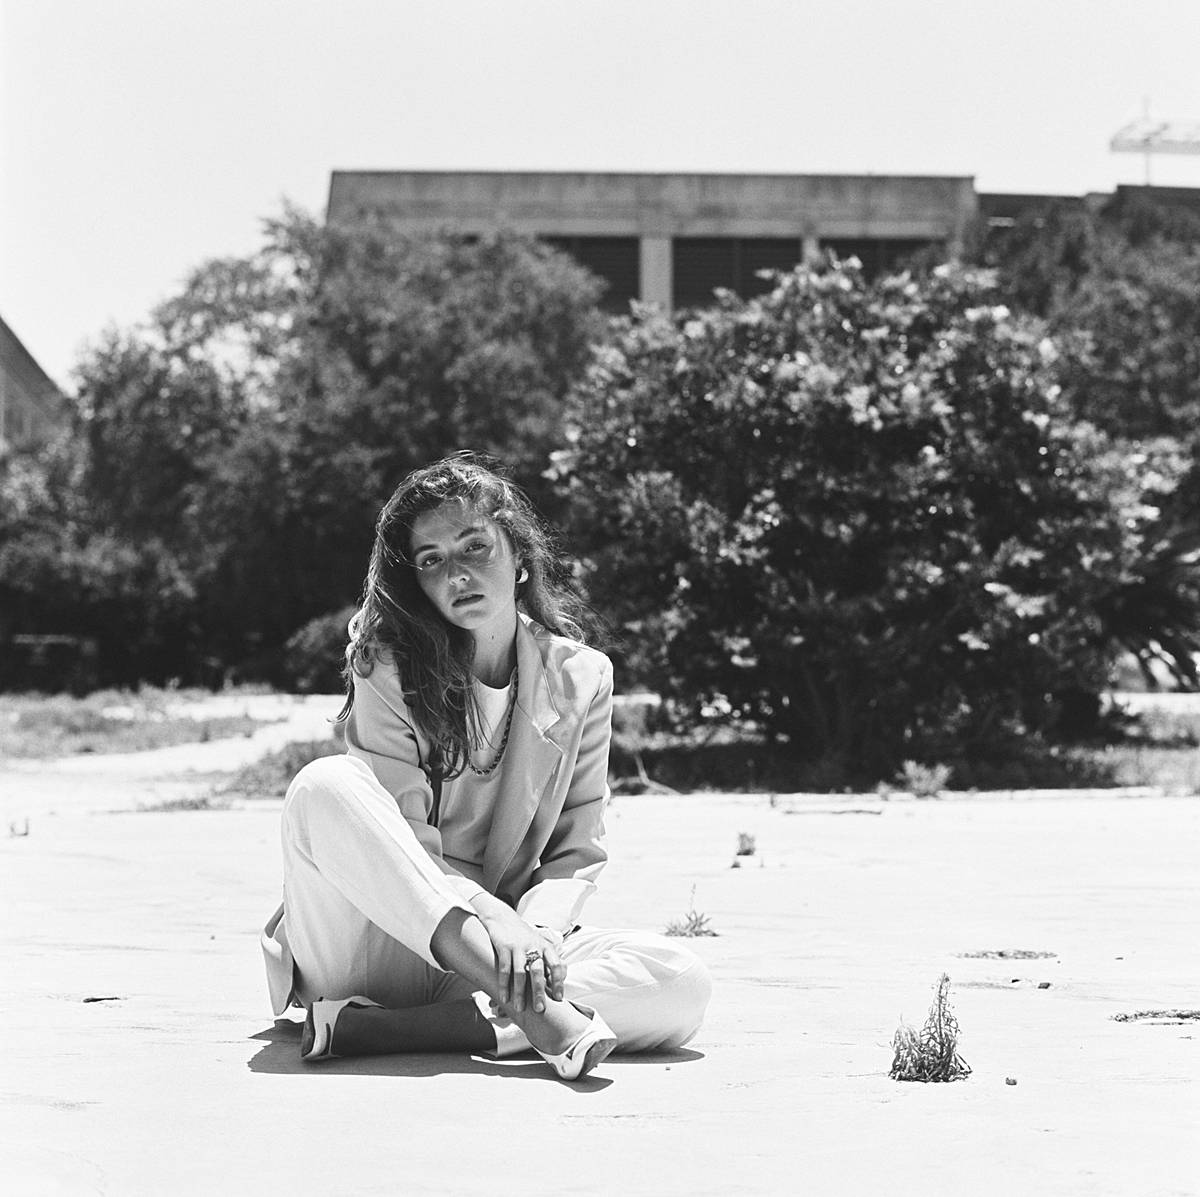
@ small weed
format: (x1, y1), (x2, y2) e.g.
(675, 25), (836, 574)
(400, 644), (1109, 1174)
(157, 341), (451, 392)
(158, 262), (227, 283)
(735, 831), (756, 856)
(665, 909), (718, 937)
(897, 760), (952, 798)
(664, 885), (719, 938)
(890, 973), (971, 1082)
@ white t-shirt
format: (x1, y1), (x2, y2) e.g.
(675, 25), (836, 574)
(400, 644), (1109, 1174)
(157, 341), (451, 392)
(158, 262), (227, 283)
(437, 674), (515, 884)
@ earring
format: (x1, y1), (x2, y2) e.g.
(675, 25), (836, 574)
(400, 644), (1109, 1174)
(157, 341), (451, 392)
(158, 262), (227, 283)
(516, 567), (529, 584)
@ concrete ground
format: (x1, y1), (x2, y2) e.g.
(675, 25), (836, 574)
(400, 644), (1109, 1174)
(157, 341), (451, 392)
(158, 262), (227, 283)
(2, 695), (1198, 1196)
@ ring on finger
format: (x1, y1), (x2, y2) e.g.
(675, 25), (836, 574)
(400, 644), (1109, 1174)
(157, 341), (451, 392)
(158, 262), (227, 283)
(524, 949), (542, 971)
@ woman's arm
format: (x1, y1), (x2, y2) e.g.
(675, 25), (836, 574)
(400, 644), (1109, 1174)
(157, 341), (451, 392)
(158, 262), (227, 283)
(342, 663), (487, 906)
(516, 657), (613, 930)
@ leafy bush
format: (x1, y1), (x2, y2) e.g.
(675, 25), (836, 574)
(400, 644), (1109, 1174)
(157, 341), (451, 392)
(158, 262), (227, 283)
(282, 605), (357, 693)
(557, 262), (1177, 782)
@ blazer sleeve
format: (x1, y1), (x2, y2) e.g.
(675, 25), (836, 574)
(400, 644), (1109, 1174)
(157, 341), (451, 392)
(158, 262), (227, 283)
(343, 659), (487, 906)
(517, 656), (613, 930)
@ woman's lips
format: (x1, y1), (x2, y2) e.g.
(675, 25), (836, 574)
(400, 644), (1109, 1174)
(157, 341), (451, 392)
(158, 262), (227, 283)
(452, 593), (483, 607)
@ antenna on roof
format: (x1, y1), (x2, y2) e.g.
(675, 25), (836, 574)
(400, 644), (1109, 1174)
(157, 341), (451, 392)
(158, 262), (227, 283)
(1111, 99), (1200, 185)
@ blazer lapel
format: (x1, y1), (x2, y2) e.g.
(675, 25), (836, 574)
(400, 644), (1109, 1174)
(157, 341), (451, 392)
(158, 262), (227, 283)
(482, 618), (563, 893)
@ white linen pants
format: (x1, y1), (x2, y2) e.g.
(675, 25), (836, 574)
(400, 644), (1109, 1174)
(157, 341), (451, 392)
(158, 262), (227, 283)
(278, 755), (711, 1054)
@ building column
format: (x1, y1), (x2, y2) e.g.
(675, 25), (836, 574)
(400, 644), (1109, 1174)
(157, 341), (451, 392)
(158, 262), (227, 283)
(639, 236), (672, 308)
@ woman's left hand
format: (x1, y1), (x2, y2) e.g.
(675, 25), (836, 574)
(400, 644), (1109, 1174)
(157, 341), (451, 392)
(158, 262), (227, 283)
(471, 896), (567, 1013)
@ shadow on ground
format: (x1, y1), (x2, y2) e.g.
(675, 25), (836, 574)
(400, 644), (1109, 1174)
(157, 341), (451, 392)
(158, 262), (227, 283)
(246, 1019), (702, 1087)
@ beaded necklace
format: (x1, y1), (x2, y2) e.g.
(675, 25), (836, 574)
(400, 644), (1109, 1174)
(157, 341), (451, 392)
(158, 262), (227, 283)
(468, 661), (519, 777)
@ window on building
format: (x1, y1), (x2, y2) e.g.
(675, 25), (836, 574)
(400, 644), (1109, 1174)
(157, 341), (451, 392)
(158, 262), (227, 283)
(542, 237), (640, 313)
(820, 238), (942, 279)
(672, 238), (805, 308)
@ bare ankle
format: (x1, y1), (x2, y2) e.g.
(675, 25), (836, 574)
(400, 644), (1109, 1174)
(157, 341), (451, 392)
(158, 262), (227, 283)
(517, 998), (589, 1055)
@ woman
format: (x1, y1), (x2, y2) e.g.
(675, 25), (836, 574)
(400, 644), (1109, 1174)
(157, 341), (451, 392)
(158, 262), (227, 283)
(261, 454), (711, 1081)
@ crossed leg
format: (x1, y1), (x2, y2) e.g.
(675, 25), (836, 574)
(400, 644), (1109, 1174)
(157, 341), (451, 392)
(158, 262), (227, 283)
(276, 756), (710, 1061)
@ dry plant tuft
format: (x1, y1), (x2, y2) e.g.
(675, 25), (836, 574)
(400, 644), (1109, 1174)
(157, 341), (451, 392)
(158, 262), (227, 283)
(890, 973), (971, 1082)
(664, 885), (719, 938)
(897, 760), (953, 797)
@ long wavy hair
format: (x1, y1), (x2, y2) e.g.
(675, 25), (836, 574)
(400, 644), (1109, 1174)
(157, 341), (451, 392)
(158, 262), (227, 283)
(339, 453), (588, 777)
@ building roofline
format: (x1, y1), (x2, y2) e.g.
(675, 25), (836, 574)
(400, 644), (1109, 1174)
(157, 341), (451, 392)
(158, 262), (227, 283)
(330, 168), (977, 185)
(0, 314), (64, 399)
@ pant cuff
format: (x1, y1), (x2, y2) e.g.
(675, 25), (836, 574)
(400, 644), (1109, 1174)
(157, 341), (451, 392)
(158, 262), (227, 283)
(472, 991), (531, 1058)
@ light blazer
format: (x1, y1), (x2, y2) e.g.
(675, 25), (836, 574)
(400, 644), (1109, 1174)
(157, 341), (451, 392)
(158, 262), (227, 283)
(262, 615), (613, 1012)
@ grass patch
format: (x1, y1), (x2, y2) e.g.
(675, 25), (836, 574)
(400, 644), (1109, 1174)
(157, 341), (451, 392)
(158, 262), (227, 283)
(218, 736), (344, 799)
(609, 707), (1200, 794)
(958, 949), (1057, 960)
(608, 725), (1116, 793)
(138, 794), (232, 812)
(610, 726), (834, 793)
(0, 688), (280, 758)
(890, 974), (971, 1083)
(1112, 1009), (1200, 1024)
(664, 886), (718, 938)
(1078, 743), (1200, 792)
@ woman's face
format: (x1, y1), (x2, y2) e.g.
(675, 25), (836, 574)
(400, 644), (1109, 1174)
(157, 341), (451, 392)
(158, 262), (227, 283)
(408, 500), (520, 639)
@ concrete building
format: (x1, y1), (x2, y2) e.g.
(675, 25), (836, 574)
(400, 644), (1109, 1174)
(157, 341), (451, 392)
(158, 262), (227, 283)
(327, 171), (977, 312)
(0, 316), (66, 452)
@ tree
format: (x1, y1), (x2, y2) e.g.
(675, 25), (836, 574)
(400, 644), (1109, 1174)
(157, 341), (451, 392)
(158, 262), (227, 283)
(1, 211), (606, 688)
(971, 193), (1200, 688)
(555, 263), (1180, 781)
(297, 217), (605, 512)
(973, 193), (1200, 440)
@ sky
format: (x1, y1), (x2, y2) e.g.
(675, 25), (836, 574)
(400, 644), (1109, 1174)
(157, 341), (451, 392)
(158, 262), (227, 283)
(4, 0), (1200, 389)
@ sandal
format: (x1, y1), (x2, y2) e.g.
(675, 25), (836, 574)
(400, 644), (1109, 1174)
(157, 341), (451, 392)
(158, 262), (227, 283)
(300, 995), (381, 1061)
(535, 1004), (617, 1081)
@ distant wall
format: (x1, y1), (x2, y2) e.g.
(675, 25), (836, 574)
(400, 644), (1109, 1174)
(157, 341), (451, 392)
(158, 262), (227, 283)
(327, 170), (978, 310)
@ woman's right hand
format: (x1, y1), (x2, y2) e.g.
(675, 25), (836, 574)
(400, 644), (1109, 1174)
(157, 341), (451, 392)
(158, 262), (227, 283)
(470, 894), (565, 1014)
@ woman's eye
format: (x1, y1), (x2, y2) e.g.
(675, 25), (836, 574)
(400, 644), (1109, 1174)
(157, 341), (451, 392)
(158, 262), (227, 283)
(415, 555), (442, 570)
(464, 541), (490, 557)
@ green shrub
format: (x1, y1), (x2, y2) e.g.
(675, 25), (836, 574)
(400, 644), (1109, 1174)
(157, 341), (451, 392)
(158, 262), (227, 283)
(283, 605), (357, 693)
(557, 262), (1179, 782)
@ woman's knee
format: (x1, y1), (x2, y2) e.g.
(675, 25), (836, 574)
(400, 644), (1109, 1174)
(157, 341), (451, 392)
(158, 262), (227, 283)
(285, 754), (357, 806)
(616, 931), (713, 1046)
(282, 754), (362, 842)
(661, 945), (713, 1044)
